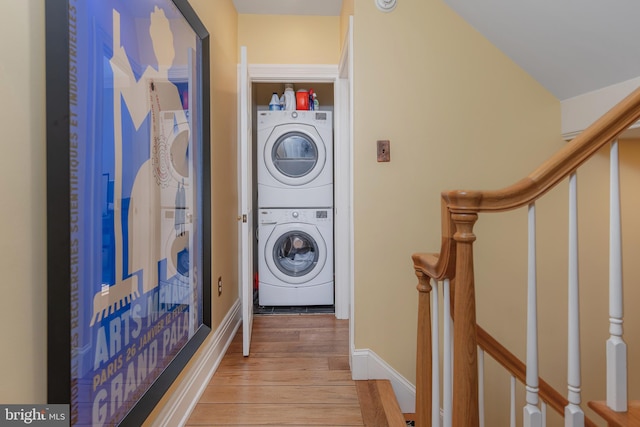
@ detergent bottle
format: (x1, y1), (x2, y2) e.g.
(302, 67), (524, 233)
(296, 89), (309, 110)
(283, 84), (296, 111)
(269, 92), (281, 110)
(308, 89), (315, 111)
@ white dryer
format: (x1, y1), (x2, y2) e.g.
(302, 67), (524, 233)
(258, 208), (334, 306)
(257, 110), (333, 208)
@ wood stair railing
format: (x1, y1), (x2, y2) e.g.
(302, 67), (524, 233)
(588, 401), (640, 427)
(412, 84), (640, 427)
(476, 326), (598, 427)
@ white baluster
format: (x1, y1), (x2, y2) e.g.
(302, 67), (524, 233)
(542, 402), (547, 427)
(524, 203), (542, 427)
(510, 376), (516, 427)
(431, 279), (441, 427)
(443, 278), (452, 427)
(566, 172), (585, 426)
(478, 348), (485, 427)
(607, 139), (627, 411)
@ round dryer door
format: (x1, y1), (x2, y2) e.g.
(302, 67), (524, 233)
(265, 223), (327, 285)
(264, 124), (327, 186)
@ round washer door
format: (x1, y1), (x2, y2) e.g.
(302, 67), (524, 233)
(264, 223), (327, 285)
(264, 124), (327, 186)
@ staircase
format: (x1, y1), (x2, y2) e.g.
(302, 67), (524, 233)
(356, 380), (408, 426)
(411, 86), (640, 426)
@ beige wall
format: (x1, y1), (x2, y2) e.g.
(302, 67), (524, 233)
(238, 14), (340, 64)
(351, 2), (563, 424)
(191, 0), (240, 332)
(340, 0), (354, 48)
(0, 1), (47, 403)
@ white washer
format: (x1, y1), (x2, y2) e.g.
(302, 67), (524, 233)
(258, 208), (334, 306)
(257, 110), (333, 208)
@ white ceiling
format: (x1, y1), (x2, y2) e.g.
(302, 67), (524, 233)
(232, 0), (640, 101)
(232, 0), (343, 16)
(443, 0), (640, 101)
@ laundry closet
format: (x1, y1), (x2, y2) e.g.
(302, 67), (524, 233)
(251, 82), (335, 314)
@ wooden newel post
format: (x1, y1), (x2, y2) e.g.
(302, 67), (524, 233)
(415, 270), (433, 427)
(451, 212), (479, 427)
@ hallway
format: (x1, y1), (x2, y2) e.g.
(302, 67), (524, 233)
(185, 314), (365, 426)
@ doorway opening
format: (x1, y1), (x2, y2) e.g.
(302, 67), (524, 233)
(251, 82), (335, 316)
(239, 54), (352, 357)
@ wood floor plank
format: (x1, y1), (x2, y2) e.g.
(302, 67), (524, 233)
(242, 329), (301, 342)
(298, 328), (349, 341)
(251, 314), (347, 329)
(208, 369), (355, 387)
(227, 340), (348, 356)
(328, 356), (351, 370)
(356, 381), (387, 427)
(218, 356), (330, 371)
(244, 329), (347, 341)
(246, 326), (348, 338)
(186, 403), (364, 426)
(197, 385), (359, 404)
(243, 325), (348, 338)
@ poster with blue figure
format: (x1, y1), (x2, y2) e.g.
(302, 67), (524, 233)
(68, 1), (204, 425)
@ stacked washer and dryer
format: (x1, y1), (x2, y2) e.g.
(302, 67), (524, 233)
(257, 110), (334, 307)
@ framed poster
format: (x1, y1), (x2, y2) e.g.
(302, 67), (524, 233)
(46, 0), (211, 425)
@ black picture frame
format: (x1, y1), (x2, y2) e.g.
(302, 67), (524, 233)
(46, 0), (211, 425)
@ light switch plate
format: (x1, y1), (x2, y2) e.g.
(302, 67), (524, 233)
(377, 140), (390, 162)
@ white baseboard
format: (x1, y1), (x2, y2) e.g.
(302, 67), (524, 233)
(151, 299), (242, 427)
(351, 348), (416, 413)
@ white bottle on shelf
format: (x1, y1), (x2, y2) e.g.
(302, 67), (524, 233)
(283, 84), (295, 111)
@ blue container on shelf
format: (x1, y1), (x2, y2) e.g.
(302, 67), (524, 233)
(269, 92), (281, 110)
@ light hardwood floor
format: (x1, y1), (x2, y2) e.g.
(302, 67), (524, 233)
(185, 314), (366, 426)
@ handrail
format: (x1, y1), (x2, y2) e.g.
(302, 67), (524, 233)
(413, 85), (640, 427)
(477, 325), (598, 427)
(414, 85), (640, 280)
(411, 198), (457, 281)
(444, 84), (640, 214)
